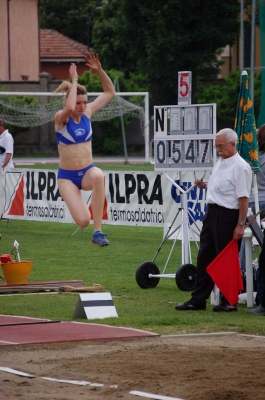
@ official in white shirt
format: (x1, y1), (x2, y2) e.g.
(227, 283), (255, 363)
(0, 119), (14, 169)
(175, 128), (252, 312)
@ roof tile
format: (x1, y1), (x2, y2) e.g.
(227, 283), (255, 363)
(40, 29), (88, 59)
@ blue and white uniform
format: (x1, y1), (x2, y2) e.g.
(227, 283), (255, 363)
(56, 115), (94, 190)
(55, 115), (92, 145)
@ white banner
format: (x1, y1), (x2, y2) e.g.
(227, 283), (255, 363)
(1, 169), (209, 231)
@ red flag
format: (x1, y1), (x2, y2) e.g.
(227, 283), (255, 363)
(206, 240), (243, 306)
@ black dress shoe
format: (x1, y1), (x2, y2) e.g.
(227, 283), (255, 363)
(213, 304), (238, 312)
(175, 301), (206, 311)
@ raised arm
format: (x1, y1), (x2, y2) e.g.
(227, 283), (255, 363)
(85, 52), (115, 117)
(54, 63), (78, 127)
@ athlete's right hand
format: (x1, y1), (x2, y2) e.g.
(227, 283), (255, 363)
(69, 63), (78, 81)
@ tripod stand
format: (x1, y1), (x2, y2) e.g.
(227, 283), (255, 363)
(135, 171), (205, 290)
(165, 172), (205, 262)
(0, 217), (18, 230)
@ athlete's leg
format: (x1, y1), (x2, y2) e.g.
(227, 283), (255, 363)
(81, 167), (105, 231)
(58, 179), (91, 228)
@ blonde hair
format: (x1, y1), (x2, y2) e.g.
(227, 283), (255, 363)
(54, 81), (87, 98)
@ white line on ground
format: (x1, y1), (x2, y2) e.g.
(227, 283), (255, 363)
(0, 367), (34, 377)
(239, 334), (265, 339)
(0, 314), (50, 321)
(0, 367), (116, 388)
(129, 390), (184, 400)
(0, 340), (19, 345)
(41, 377), (103, 386)
(161, 332), (237, 338)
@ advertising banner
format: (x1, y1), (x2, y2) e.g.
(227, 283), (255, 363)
(1, 169), (209, 232)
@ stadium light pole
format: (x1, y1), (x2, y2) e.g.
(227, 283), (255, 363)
(250, 0), (256, 103)
(240, 0), (244, 72)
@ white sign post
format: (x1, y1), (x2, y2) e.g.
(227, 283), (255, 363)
(178, 71), (192, 105)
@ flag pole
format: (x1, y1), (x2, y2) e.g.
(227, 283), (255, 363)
(250, 0), (256, 103)
(244, 210), (261, 228)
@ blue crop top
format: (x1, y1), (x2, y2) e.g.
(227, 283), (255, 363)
(55, 115), (92, 145)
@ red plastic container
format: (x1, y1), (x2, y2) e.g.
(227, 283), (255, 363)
(0, 254), (13, 263)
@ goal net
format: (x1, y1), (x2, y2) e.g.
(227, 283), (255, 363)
(0, 91), (150, 161)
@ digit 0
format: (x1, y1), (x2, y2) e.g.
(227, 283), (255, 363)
(157, 141), (166, 163)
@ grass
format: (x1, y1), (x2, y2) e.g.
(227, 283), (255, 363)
(15, 162), (154, 171)
(2, 160), (264, 336)
(0, 219), (264, 336)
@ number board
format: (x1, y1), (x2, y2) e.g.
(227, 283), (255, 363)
(154, 104), (216, 171)
(178, 71), (192, 105)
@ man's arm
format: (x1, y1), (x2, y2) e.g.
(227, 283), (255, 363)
(233, 196), (249, 240)
(238, 196), (249, 224)
(1, 153), (12, 168)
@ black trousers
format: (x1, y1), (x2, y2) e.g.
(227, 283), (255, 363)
(191, 205), (240, 307)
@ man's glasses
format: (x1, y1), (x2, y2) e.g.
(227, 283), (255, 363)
(213, 142), (230, 149)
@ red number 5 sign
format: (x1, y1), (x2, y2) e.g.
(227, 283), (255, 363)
(178, 71), (192, 105)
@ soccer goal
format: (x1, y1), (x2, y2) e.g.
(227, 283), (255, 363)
(0, 91), (150, 162)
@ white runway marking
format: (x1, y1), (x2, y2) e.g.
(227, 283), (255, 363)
(130, 390), (184, 400)
(0, 366), (115, 388)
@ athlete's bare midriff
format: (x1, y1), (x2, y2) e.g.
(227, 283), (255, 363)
(58, 141), (93, 170)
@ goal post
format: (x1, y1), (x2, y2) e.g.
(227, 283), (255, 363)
(0, 91), (150, 162)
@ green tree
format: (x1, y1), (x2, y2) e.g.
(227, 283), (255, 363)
(78, 69), (149, 155)
(92, 0), (241, 105)
(39, 0), (102, 47)
(39, 0), (256, 108)
(196, 70), (262, 130)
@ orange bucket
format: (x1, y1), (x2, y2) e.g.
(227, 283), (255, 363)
(0, 260), (34, 285)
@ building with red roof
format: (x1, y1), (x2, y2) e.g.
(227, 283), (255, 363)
(40, 29), (88, 80)
(0, 0), (39, 81)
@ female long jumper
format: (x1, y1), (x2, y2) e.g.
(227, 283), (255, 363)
(54, 52), (115, 246)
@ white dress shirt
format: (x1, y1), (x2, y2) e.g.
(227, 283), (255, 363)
(206, 152), (252, 209)
(0, 129), (14, 169)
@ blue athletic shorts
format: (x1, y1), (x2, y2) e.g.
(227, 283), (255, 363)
(57, 163), (95, 190)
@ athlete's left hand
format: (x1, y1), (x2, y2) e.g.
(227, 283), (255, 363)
(85, 52), (102, 74)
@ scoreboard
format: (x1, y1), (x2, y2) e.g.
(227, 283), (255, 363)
(154, 104), (217, 171)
